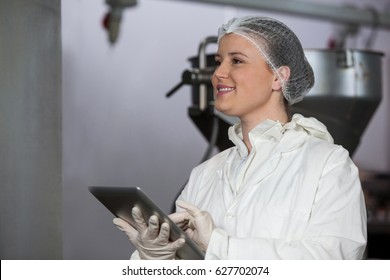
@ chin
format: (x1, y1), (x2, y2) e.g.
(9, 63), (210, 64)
(216, 108), (238, 118)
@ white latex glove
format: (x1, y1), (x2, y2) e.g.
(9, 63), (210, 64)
(169, 200), (215, 252)
(113, 207), (185, 260)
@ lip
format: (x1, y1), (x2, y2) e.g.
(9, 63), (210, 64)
(216, 84), (235, 96)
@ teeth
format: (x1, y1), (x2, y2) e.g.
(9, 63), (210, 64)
(219, 87), (234, 92)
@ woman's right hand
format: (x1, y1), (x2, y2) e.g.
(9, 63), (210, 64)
(169, 200), (215, 252)
(113, 207), (185, 260)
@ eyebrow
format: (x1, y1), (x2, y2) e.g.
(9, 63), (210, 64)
(215, 52), (249, 58)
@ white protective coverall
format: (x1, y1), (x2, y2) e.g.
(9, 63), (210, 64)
(177, 114), (367, 259)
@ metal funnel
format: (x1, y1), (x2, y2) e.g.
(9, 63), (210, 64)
(292, 49), (384, 155)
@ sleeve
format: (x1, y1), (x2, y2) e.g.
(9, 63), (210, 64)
(205, 147), (367, 260)
(175, 163), (205, 211)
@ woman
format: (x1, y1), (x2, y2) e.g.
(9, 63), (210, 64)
(114, 16), (367, 259)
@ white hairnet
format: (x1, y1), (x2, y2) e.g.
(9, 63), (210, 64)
(217, 16), (314, 105)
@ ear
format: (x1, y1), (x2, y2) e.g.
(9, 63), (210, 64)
(272, 66), (290, 91)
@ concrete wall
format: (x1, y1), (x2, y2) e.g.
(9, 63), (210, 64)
(0, 0), (62, 259)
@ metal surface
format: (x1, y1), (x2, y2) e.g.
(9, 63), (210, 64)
(104, 0), (137, 44)
(197, 36), (218, 111)
(175, 48), (384, 155)
(106, 0), (390, 45)
(170, 0), (390, 29)
(292, 49), (384, 154)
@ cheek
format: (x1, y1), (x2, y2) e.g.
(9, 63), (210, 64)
(238, 71), (264, 92)
(247, 71), (274, 91)
(211, 74), (217, 88)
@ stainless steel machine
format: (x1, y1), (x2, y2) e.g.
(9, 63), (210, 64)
(166, 37), (384, 156)
(293, 49), (383, 155)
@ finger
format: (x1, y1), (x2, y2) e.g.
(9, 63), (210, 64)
(170, 238), (185, 250)
(183, 228), (195, 239)
(169, 211), (191, 223)
(132, 207), (148, 233)
(113, 217), (131, 230)
(188, 218), (196, 230)
(169, 212), (192, 231)
(146, 215), (160, 239)
(179, 223), (189, 231)
(113, 218), (138, 242)
(158, 222), (170, 242)
(176, 200), (201, 217)
(171, 219), (189, 231)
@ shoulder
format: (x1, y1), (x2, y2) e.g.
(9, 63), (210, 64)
(280, 122), (355, 178)
(282, 114), (351, 161)
(303, 134), (351, 163)
(297, 135), (357, 183)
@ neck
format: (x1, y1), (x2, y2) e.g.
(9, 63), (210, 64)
(240, 111), (288, 153)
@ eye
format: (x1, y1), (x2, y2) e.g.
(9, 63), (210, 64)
(214, 59), (221, 67)
(232, 58), (242, 65)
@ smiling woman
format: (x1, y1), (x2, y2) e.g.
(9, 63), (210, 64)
(114, 16), (367, 260)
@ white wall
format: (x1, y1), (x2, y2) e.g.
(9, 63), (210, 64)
(62, 0), (390, 259)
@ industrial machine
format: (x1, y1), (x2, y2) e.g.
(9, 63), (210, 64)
(101, 1), (388, 157)
(165, 37), (384, 156)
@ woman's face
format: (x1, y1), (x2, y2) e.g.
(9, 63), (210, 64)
(212, 33), (281, 122)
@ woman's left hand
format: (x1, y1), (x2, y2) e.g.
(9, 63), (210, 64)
(113, 207), (185, 259)
(169, 200), (215, 252)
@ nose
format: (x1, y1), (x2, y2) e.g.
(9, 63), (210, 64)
(213, 61), (229, 79)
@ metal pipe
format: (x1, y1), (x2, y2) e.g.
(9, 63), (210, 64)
(169, 0), (390, 29)
(198, 36), (218, 111)
(104, 0), (137, 44)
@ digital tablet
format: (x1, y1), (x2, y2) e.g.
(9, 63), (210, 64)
(88, 186), (205, 260)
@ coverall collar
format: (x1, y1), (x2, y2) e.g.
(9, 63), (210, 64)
(228, 114), (334, 158)
(228, 119), (285, 158)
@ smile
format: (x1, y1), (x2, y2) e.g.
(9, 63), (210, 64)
(217, 86), (235, 94)
(219, 87), (234, 92)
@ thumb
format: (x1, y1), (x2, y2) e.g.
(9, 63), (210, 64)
(113, 217), (138, 241)
(113, 217), (131, 230)
(171, 238), (186, 250)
